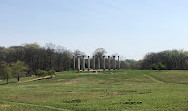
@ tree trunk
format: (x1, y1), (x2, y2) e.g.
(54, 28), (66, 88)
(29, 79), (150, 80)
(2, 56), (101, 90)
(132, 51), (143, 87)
(7, 73), (8, 84)
(18, 73), (20, 81)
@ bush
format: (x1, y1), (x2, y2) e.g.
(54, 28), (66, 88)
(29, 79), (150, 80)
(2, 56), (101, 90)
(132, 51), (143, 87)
(150, 64), (158, 70)
(36, 69), (55, 76)
(47, 70), (55, 75)
(36, 69), (47, 76)
(150, 63), (166, 71)
(158, 63), (166, 71)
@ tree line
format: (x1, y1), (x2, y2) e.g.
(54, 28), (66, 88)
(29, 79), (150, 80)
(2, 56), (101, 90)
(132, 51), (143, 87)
(140, 50), (188, 70)
(0, 43), (136, 75)
(0, 43), (188, 83)
(0, 43), (73, 74)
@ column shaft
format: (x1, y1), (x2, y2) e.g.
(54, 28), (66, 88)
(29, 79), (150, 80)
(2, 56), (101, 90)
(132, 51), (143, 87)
(113, 56), (116, 70)
(118, 56), (120, 70)
(98, 57), (100, 69)
(103, 56), (105, 71)
(88, 56), (90, 71)
(73, 56), (75, 70)
(93, 56), (95, 70)
(78, 57), (80, 71)
(83, 56), (85, 71)
(108, 56), (110, 70)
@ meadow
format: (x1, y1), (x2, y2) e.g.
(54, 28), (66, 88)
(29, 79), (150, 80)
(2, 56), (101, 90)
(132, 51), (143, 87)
(0, 70), (187, 111)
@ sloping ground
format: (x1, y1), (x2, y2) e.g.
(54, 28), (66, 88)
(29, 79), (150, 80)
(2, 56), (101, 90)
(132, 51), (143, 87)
(143, 74), (164, 83)
(148, 70), (188, 84)
(0, 70), (187, 111)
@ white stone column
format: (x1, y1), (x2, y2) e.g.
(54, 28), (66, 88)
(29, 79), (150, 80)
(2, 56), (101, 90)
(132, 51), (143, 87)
(98, 57), (100, 69)
(88, 56), (90, 71)
(73, 56), (75, 70)
(78, 56), (80, 71)
(113, 56), (116, 70)
(103, 56), (105, 71)
(108, 56), (110, 70)
(118, 56), (120, 70)
(93, 56), (95, 70)
(83, 56), (85, 71)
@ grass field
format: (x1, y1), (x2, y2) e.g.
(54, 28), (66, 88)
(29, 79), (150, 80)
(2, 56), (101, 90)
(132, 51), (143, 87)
(0, 70), (188, 111)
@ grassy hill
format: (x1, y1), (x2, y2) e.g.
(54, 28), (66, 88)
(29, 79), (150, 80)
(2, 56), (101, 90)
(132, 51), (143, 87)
(0, 70), (188, 111)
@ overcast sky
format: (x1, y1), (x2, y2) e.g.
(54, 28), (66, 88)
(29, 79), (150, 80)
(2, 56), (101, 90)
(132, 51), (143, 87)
(0, 0), (188, 60)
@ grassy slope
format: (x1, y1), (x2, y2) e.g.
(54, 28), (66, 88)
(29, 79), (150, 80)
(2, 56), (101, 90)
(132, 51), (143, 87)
(0, 70), (187, 111)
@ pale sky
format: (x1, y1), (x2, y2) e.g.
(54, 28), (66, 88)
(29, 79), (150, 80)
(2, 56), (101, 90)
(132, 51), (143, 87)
(0, 0), (188, 60)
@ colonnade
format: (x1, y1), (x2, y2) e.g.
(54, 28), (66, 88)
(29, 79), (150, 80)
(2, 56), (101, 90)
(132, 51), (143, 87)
(73, 56), (120, 71)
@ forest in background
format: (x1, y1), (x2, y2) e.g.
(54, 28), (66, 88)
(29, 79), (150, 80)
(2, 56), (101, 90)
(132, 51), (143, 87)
(0, 43), (188, 77)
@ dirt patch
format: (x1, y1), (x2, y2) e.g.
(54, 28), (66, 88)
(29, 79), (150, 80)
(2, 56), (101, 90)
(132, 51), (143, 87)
(64, 79), (80, 85)
(22, 84), (39, 87)
(0, 104), (10, 107)
(57, 79), (65, 82)
(14, 96), (26, 100)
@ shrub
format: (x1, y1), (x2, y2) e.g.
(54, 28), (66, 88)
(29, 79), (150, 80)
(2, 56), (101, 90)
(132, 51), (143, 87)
(150, 64), (158, 70)
(158, 63), (166, 71)
(36, 69), (47, 76)
(150, 63), (166, 71)
(47, 69), (56, 75)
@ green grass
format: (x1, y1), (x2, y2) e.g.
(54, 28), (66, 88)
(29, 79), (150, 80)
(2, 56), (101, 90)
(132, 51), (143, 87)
(0, 70), (188, 111)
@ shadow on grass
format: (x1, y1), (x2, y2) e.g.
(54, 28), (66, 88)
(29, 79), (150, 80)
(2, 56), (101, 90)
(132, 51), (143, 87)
(0, 83), (8, 85)
(0, 81), (17, 85)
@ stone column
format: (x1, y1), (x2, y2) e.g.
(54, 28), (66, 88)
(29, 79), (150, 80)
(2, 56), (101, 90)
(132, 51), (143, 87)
(73, 56), (75, 70)
(118, 56), (120, 70)
(88, 56), (90, 71)
(98, 57), (100, 69)
(78, 56), (80, 71)
(108, 56), (110, 70)
(93, 56), (95, 70)
(103, 56), (105, 71)
(83, 56), (85, 71)
(113, 56), (116, 70)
